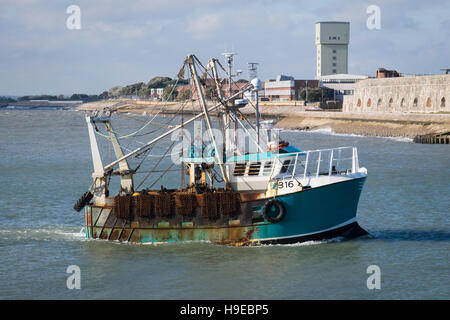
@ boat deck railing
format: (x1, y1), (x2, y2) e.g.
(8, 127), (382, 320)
(276, 146), (360, 179)
(225, 146), (360, 179)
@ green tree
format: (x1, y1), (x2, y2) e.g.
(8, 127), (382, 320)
(176, 89), (192, 101)
(205, 87), (218, 100)
(18, 95), (58, 101)
(119, 82), (145, 97)
(138, 86), (152, 98)
(99, 91), (109, 100)
(0, 96), (17, 103)
(147, 77), (172, 88)
(0, 96), (16, 106)
(162, 85), (178, 101)
(108, 86), (123, 97)
(70, 93), (89, 100)
(300, 88), (323, 102)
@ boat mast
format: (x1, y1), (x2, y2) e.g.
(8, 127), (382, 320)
(209, 58), (225, 105)
(251, 78), (262, 145)
(209, 58), (229, 166)
(85, 115), (107, 204)
(104, 121), (134, 193)
(187, 54), (230, 187)
(222, 52), (240, 156)
(85, 111), (134, 200)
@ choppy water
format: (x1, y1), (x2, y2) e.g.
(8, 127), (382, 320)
(0, 109), (448, 300)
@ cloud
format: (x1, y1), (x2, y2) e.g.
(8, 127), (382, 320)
(185, 13), (222, 40)
(0, 0), (449, 95)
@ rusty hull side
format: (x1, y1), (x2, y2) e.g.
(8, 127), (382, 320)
(84, 196), (267, 246)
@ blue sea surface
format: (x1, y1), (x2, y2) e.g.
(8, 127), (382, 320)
(0, 109), (448, 299)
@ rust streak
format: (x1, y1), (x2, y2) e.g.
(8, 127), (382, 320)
(239, 192), (266, 202)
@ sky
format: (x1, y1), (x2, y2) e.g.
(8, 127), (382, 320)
(1, 0), (449, 96)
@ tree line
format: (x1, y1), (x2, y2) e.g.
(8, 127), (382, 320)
(1, 76), (334, 105)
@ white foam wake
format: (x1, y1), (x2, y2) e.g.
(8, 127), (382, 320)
(0, 226), (86, 241)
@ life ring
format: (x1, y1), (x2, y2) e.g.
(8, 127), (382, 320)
(262, 199), (286, 223)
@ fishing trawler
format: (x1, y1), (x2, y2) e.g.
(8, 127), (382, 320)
(75, 54), (368, 245)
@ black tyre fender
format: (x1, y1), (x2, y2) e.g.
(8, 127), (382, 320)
(262, 199), (286, 223)
(73, 191), (93, 212)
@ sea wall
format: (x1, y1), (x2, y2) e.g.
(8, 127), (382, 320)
(343, 74), (450, 114)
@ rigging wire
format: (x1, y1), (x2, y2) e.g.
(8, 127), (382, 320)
(135, 140), (177, 190)
(92, 97), (190, 158)
(94, 99), (189, 145)
(148, 162), (176, 189)
(93, 77), (183, 142)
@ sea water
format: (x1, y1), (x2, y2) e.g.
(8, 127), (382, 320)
(0, 109), (448, 299)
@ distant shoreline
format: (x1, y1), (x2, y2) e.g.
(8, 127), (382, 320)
(76, 100), (450, 139)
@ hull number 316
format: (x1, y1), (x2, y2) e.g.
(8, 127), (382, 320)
(278, 180), (301, 189)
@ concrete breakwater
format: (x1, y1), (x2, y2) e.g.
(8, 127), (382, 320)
(77, 100), (450, 140)
(4, 100), (83, 109)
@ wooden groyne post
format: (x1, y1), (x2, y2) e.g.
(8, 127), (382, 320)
(413, 132), (450, 144)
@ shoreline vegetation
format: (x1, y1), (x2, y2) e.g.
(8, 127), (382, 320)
(77, 99), (450, 139)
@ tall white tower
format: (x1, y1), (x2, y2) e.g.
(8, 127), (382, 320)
(315, 21), (350, 78)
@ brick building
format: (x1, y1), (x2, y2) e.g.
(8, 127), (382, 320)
(376, 68), (401, 78)
(264, 75), (319, 101)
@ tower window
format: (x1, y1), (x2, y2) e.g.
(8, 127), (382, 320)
(332, 69), (337, 73)
(332, 49), (336, 53)
(332, 63), (336, 67)
(332, 56), (336, 60)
